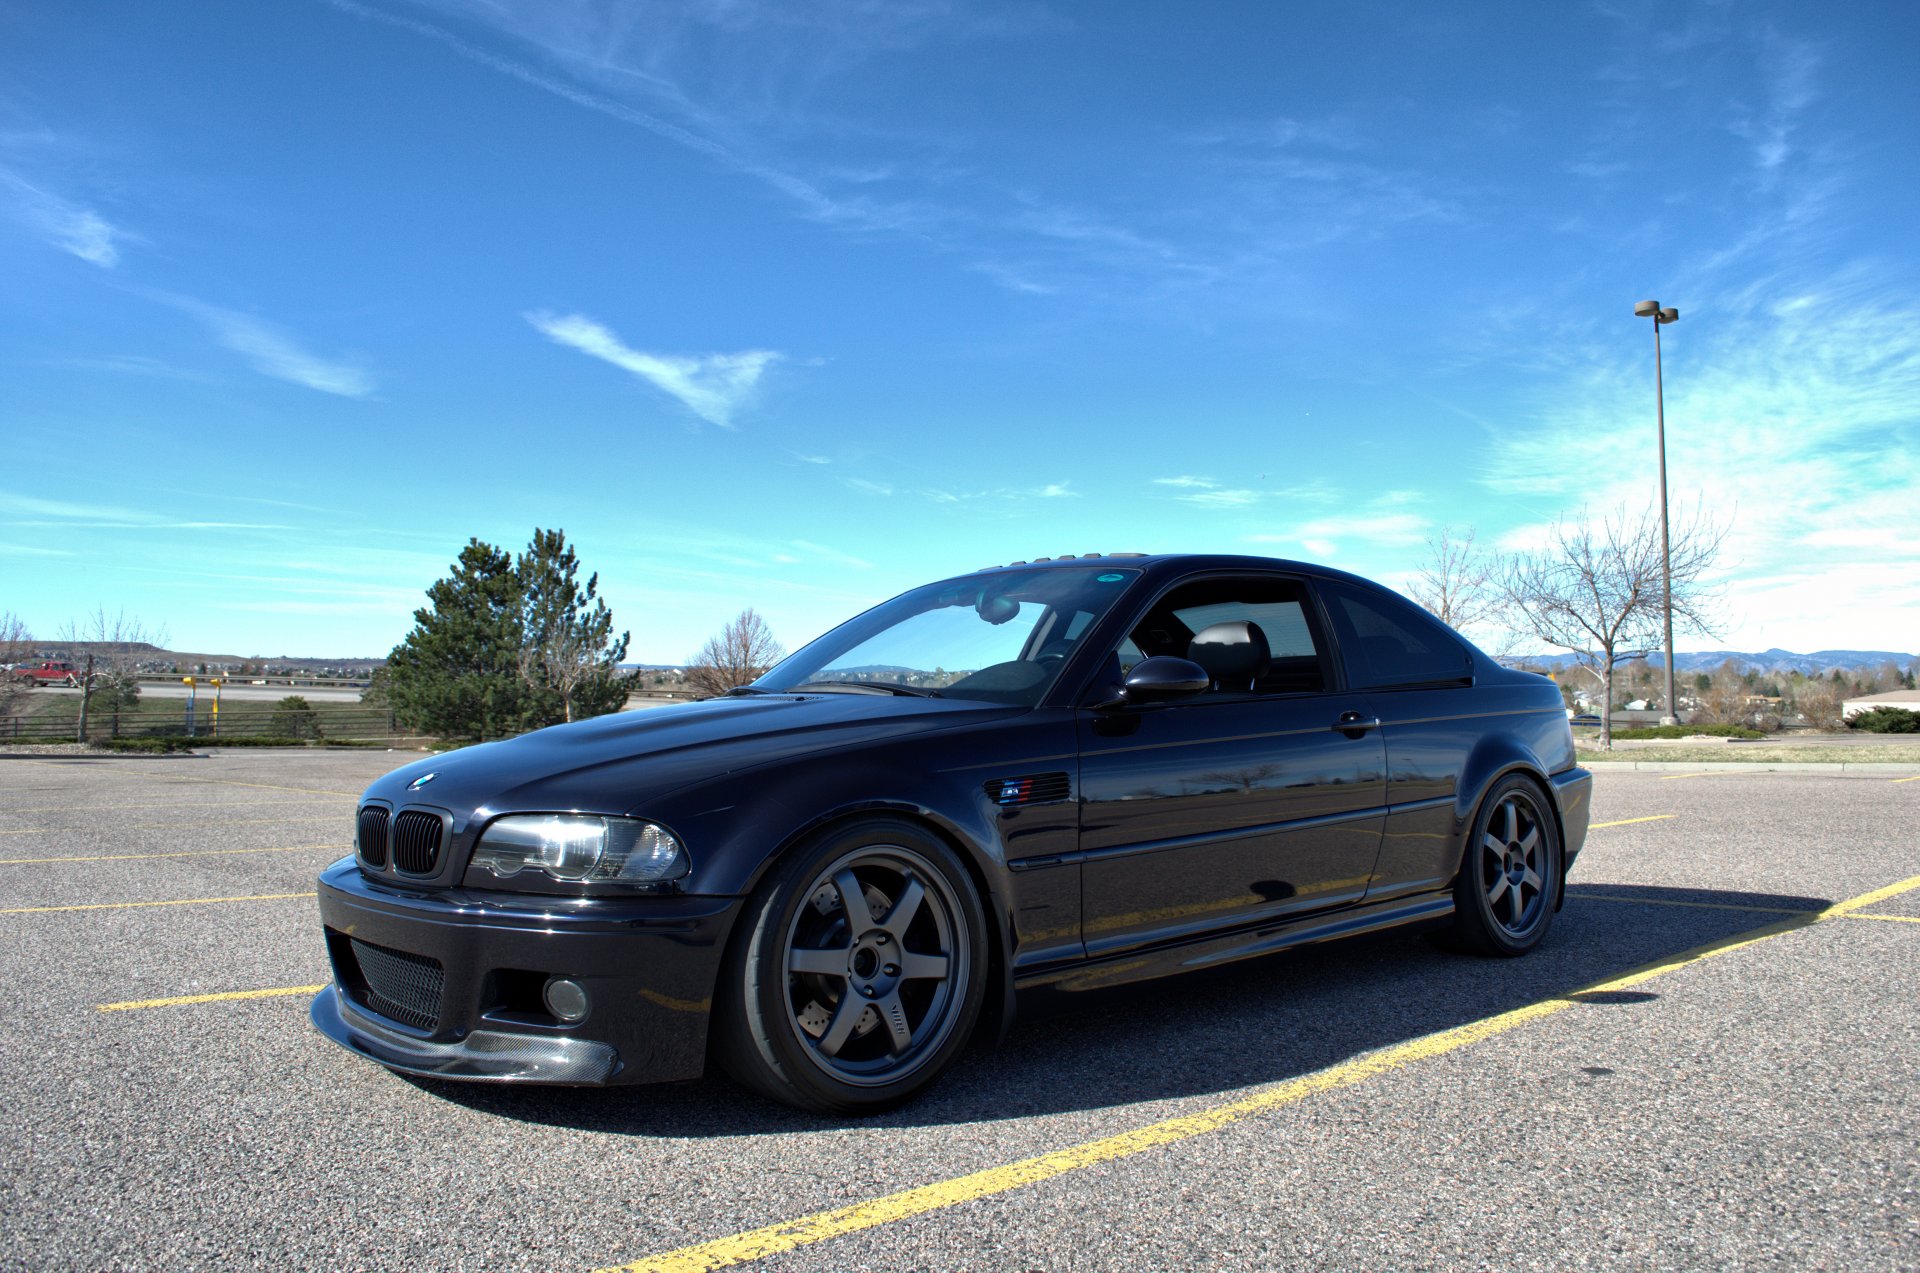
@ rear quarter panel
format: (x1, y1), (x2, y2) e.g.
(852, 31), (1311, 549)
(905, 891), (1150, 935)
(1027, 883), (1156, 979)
(1368, 676), (1578, 901)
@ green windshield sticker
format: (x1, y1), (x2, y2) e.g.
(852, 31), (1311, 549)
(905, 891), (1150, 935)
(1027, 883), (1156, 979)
(1097, 573), (1125, 582)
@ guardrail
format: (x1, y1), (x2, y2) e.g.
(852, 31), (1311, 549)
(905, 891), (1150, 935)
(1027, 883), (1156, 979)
(0, 706), (403, 744)
(132, 674), (374, 689)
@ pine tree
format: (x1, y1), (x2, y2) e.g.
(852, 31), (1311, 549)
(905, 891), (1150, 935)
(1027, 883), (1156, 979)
(386, 539), (529, 739)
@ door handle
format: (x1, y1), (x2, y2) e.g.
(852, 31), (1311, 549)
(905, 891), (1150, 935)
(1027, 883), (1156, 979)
(1332, 712), (1381, 733)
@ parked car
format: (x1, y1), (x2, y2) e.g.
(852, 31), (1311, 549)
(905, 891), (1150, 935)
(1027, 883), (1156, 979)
(312, 554), (1591, 1112)
(11, 660), (80, 687)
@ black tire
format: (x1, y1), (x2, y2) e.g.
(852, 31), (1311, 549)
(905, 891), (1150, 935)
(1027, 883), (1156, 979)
(1443, 774), (1561, 957)
(713, 817), (988, 1114)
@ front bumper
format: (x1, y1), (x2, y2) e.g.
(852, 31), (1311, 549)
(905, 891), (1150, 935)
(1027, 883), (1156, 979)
(310, 857), (742, 1086)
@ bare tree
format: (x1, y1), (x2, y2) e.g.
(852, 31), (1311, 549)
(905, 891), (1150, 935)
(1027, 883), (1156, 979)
(1408, 527), (1501, 631)
(60, 608), (168, 741)
(0, 612), (32, 718)
(1791, 679), (1843, 730)
(1498, 503), (1724, 749)
(685, 609), (784, 698)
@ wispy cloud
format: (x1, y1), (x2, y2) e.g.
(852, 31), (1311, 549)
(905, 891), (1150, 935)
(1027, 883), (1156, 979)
(526, 310), (779, 429)
(0, 490), (292, 532)
(146, 294), (374, 397)
(0, 167), (132, 267)
(1245, 509), (1430, 559)
(789, 539), (874, 570)
(844, 477), (893, 496)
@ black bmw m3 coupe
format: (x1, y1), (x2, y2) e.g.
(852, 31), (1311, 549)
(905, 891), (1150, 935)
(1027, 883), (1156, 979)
(312, 553), (1591, 1112)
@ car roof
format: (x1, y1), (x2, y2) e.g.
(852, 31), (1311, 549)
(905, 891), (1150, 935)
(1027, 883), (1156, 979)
(966, 551), (1378, 589)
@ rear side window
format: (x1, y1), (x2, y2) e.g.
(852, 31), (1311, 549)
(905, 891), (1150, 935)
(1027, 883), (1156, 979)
(1318, 579), (1473, 689)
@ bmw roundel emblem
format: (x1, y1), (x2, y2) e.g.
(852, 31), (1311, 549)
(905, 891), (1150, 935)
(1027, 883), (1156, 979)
(407, 772), (439, 790)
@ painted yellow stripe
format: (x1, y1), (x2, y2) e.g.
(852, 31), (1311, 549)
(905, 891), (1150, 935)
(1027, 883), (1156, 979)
(1823, 873), (1920, 916)
(0, 891), (315, 915)
(1573, 892), (1815, 915)
(0, 797), (352, 815)
(10, 759), (361, 797)
(1892, 775), (1920, 784)
(595, 871), (1920, 1273)
(0, 821), (341, 840)
(1657, 770), (1750, 781)
(1588, 814), (1677, 829)
(98, 984), (325, 1012)
(0, 843), (346, 866)
(1845, 912), (1920, 924)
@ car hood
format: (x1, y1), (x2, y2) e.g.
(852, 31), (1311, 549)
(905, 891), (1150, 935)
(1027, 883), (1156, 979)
(369, 693), (1021, 817)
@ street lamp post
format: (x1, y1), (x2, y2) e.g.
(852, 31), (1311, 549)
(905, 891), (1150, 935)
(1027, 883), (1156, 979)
(1635, 299), (1680, 725)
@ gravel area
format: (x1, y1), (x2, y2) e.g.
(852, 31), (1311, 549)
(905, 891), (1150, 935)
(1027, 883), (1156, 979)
(1, 754), (1914, 1270)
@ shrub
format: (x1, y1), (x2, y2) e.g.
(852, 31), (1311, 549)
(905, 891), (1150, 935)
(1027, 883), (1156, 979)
(269, 695), (323, 739)
(94, 737), (197, 754)
(1609, 724), (1766, 740)
(1846, 706), (1920, 734)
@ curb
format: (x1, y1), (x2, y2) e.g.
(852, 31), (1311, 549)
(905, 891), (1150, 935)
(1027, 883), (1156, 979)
(1583, 760), (1920, 775)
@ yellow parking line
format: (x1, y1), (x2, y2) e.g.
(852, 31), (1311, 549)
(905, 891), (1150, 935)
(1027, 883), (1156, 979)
(0, 797), (352, 815)
(98, 985), (326, 1012)
(590, 871), (1920, 1273)
(10, 759), (360, 797)
(1588, 815), (1677, 829)
(1656, 771), (1749, 781)
(0, 843), (346, 866)
(1892, 775), (1920, 784)
(0, 892), (315, 915)
(1573, 892), (1815, 915)
(1844, 913), (1920, 924)
(0, 815), (341, 838)
(1824, 873), (1920, 916)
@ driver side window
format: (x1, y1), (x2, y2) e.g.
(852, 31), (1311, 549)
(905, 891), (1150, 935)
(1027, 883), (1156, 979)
(1125, 576), (1329, 695)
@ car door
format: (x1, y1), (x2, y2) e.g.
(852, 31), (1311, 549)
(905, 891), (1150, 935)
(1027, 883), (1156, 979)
(1313, 576), (1482, 901)
(1075, 573), (1387, 958)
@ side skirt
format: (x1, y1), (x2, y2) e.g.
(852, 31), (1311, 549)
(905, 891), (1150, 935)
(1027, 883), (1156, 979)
(1013, 890), (1456, 995)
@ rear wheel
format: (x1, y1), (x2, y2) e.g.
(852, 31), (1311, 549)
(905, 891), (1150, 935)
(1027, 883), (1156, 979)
(1445, 775), (1560, 956)
(714, 818), (986, 1113)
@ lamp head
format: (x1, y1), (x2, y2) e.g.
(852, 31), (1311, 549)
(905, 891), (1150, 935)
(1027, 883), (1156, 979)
(1658, 306), (1678, 324)
(1634, 300), (1661, 318)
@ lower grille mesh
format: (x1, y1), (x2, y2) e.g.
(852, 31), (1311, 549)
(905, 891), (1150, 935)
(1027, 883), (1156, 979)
(350, 938), (444, 1030)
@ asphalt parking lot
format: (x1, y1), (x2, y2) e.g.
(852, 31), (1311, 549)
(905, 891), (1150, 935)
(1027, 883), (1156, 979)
(1, 752), (1915, 1271)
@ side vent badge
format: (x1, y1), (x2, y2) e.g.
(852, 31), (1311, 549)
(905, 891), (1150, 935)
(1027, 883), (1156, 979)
(986, 772), (1072, 807)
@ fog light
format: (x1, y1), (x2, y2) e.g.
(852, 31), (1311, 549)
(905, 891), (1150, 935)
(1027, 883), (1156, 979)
(543, 977), (590, 1023)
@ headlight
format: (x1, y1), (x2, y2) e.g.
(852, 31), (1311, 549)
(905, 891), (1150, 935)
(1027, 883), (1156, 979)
(469, 815), (687, 884)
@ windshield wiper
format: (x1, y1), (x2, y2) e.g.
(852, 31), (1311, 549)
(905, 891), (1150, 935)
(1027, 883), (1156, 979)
(724, 685), (774, 696)
(803, 680), (939, 698)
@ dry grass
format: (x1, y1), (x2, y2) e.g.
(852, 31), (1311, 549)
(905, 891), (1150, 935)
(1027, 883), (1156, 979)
(1578, 744), (1920, 764)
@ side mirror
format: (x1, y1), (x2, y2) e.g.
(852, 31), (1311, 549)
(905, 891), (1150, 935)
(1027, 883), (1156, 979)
(1118, 656), (1211, 704)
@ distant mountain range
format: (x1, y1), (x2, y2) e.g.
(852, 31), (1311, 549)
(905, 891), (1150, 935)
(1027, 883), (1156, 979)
(1504, 649), (1918, 676)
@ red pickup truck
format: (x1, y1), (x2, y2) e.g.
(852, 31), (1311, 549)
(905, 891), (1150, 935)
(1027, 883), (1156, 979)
(10, 660), (81, 687)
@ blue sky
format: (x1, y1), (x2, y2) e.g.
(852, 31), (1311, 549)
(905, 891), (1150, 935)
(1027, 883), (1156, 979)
(3, 0), (1916, 661)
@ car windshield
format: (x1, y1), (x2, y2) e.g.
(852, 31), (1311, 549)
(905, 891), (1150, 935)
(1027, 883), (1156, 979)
(753, 565), (1142, 706)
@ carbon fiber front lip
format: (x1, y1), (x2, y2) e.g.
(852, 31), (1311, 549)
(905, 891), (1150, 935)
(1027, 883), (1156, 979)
(309, 985), (619, 1084)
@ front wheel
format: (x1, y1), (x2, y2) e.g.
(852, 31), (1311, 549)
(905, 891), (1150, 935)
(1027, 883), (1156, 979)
(1444, 775), (1561, 956)
(713, 818), (987, 1113)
